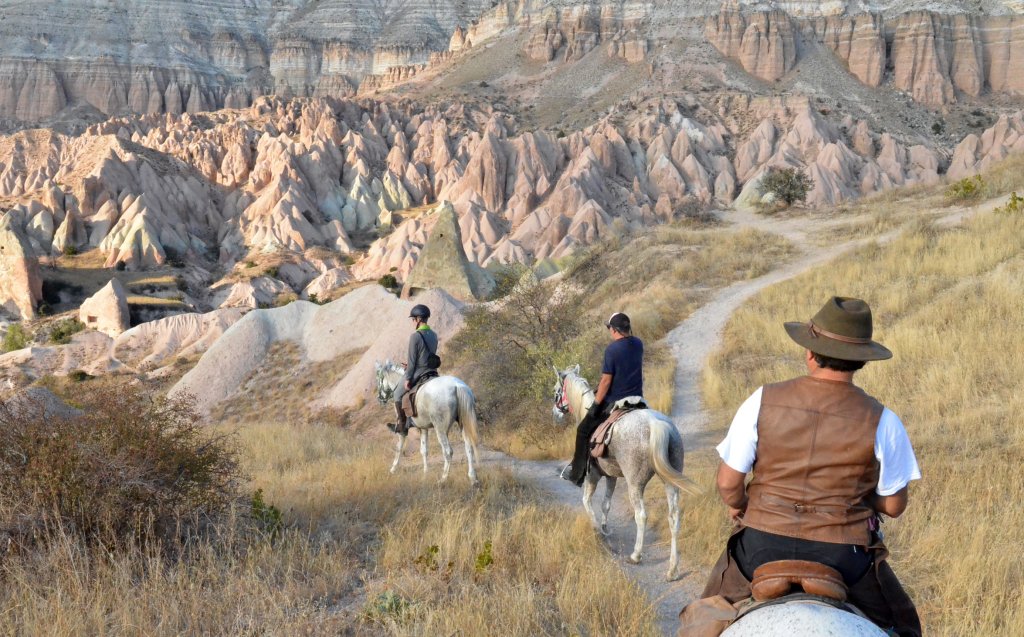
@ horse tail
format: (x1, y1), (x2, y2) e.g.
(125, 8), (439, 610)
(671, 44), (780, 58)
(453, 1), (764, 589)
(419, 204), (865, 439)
(649, 419), (702, 496)
(455, 383), (480, 450)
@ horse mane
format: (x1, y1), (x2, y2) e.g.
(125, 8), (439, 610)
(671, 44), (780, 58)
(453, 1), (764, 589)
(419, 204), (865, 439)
(565, 370), (596, 420)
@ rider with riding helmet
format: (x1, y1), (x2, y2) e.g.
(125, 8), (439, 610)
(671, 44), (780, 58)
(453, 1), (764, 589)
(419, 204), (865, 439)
(680, 297), (921, 636)
(388, 303), (440, 435)
(562, 312), (644, 485)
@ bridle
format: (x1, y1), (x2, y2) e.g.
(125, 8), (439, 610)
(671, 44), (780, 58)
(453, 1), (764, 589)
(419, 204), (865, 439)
(376, 367), (398, 404)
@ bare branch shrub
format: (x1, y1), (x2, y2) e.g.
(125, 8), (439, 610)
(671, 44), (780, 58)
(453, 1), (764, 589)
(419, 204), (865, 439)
(0, 386), (239, 549)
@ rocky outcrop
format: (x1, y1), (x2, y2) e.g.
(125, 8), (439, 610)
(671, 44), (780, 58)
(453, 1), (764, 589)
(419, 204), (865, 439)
(302, 268), (353, 301)
(706, 10), (798, 82)
(812, 13), (886, 86)
(402, 202), (495, 302)
(0, 214), (42, 319)
(170, 285), (465, 412)
(947, 112), (1024, 178)
(79, 279), (130, 337)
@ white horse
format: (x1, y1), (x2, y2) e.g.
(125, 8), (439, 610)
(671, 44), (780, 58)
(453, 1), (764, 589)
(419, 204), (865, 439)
(553, 365), (700, 580)
(722, 598), (888, 636)
(374, 361), (480, 484)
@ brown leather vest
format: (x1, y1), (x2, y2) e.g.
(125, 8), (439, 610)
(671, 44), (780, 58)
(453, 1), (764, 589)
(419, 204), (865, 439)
(742, 376), (884, 546)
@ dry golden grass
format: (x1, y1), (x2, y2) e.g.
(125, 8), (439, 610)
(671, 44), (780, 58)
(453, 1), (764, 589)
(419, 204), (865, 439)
(695, 206), (1024, 634)
(0, 406), (658, 635)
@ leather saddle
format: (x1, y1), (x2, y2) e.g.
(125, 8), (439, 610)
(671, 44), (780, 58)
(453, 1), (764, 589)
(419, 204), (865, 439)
(751, 560), (848, 602)
(402, 371), (439, 418)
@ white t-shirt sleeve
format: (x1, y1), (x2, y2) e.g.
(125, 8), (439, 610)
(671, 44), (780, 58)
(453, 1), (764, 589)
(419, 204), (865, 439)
(874, 408), (922, 496)
(716, 387), (763, 474)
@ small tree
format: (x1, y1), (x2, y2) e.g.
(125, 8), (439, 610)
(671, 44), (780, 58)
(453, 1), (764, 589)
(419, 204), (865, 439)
(448, 275), (593, 449)
(2, 324), (31, 353)
(761, 167), (813, 207)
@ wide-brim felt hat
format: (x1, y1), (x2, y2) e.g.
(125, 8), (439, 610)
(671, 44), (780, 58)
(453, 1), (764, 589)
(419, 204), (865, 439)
(784, 296), (892, 362)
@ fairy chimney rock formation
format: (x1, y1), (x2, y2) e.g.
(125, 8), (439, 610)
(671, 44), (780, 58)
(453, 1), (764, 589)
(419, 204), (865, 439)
(0, 215), (43, 320)
(402, 201), (495, 302)
(78, 278), (130, 336)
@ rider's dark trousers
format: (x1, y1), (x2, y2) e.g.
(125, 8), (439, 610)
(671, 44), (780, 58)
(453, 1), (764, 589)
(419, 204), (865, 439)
(680, 528), (922, 637)
(567, 402), (612, 484)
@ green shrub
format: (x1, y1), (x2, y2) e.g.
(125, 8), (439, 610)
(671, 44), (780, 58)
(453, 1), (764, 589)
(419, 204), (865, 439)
(264, 266), (279, 278)
(996, 191), (1023, 214)
(0, 385), (239, 547)
(378, 274), (398, 289)
(931, 121), (944, 135)
(449, 275), (592, 435)
(2, 324), (31, 353)
(761, 167), (813, 207)
(946, 175), (985, 202)
(306, 293), (329, 305)
(250, 488), (282, 540)
(244, 260), (257, 269)
(49, 318), (85, 345)
(62, 245), (78, 257)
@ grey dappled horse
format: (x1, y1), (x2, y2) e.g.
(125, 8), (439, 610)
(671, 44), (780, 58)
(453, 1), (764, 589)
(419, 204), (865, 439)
(553, 365), (700, 580)
(722, 599), (888, 636)
(375, 361), (480, 483)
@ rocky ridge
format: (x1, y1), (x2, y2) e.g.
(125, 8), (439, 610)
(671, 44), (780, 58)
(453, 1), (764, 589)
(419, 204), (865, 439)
(2, 96), (1023, 319)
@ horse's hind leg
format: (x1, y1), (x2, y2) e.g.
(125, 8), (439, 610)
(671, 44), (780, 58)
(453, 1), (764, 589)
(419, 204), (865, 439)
(626, 481), (648, 564)
(665, 484), (681, 580)
(462, 431), (478, 484)
(419, 428), (429, 475)
(390, 433), (407, 474)
(601, 477), (617, 535)
(434, 427), (454, 482)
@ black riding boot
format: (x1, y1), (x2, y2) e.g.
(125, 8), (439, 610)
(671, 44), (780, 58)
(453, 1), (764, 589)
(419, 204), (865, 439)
(387, 402), (409, 435)
(564, 405), (605, 485)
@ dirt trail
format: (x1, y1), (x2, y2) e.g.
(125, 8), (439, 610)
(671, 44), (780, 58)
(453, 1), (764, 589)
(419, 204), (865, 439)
(462, 197), (1002, 635)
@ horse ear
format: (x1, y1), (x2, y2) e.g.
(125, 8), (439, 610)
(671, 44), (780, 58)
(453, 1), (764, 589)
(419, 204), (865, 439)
(572, 364), (580, 375)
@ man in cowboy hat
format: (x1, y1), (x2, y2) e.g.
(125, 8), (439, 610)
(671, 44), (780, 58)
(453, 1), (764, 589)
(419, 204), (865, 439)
(679, 297), (921, 636)
(387, 303), (440, 435)
(562, 312), (644, 485)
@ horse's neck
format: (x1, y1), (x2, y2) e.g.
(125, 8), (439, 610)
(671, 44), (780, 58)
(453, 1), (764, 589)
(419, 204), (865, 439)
(386, 367), (405, 389)
(569, 376), (595, 425)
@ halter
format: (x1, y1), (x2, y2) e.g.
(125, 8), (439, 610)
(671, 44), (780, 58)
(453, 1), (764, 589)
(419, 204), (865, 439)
(554, 376), (572, 415)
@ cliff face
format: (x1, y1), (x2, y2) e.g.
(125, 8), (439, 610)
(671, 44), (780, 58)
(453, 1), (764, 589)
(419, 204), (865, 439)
(0, 0), (492, 124)
(708, 9), (1024, 106)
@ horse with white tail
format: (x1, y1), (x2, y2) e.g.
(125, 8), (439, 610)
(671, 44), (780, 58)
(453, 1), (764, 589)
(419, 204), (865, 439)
(374, 361), (480, 484)
(553, 364), (701, 580)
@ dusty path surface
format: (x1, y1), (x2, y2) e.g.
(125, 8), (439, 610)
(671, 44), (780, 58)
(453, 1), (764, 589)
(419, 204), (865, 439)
(444, 197), (1000, 635)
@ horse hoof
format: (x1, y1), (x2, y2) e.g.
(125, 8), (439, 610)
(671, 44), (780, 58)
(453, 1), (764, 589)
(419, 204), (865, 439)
(629, 553), (642, 564)
(665, 569), (681, 582)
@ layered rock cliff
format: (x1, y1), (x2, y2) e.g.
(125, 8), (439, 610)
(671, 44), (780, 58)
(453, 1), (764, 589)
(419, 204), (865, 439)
(710, 8), (1024, 106)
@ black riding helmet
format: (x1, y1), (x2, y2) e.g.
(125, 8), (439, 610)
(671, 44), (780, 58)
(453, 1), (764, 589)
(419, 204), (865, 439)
(409, 304), (431, 320)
